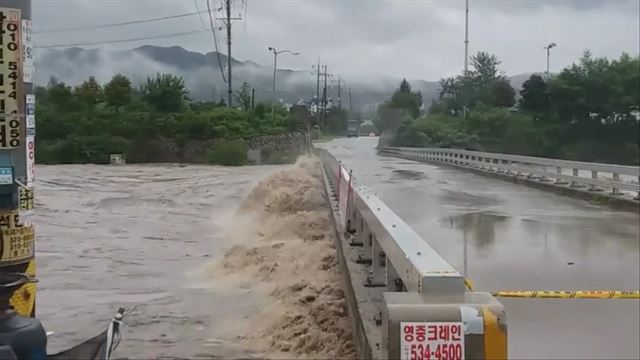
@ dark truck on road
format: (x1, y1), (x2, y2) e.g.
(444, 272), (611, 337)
(347, 119), (359, 137)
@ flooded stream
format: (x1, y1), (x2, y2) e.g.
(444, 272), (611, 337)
(34, 162), (346, 359)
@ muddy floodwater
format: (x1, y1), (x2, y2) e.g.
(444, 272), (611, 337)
(33, 163), (334, 359)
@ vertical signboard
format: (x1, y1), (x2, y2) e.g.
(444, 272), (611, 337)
(25, 94), (34, 186)
(26, 93), (34, 130)
(21, 18), (33, 83)
(0, 2), (36, 317)
(0, 8), (21, 150)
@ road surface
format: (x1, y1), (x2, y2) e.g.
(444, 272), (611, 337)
(319, 137), (640, 359)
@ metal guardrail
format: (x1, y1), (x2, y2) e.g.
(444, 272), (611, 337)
(380, 147), (640, 199)
(317, 149), (507, 360)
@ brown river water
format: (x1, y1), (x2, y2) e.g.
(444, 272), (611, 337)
(34, 160), (354, 359)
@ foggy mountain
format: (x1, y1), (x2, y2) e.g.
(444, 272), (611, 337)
(35, 46), (531, 111)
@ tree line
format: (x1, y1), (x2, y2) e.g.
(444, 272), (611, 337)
(379, 51), (639, 165)
(35, 73), (301, 164)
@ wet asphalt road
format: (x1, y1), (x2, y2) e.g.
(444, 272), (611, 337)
(319, 137), (640, 359)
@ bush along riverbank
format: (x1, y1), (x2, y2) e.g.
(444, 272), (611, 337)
(35, 74), (308, 165)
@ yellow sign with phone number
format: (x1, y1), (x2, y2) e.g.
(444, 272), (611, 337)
(0, 210), (34, 264)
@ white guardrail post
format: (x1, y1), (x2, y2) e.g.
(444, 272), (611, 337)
(318, 149), (508, 360)
(380, 147), (640, 201)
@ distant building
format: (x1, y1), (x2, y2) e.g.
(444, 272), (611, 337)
(298, 96), (336, 114)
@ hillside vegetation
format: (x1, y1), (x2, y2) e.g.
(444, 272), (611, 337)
(36, 74), (299, 165)
(379, 52), (639, 165)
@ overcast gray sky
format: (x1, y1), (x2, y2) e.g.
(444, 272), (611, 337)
(33, 0), (640, 80)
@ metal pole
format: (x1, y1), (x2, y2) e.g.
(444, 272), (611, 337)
(337, 76), (342, 110)
(272, 51), (277, 94)
(270, 50), (276, 120)
(349, 87), (352, 113)
(546, 47), (550, 79)
(464, 0), (469, 75)
(544, 43), (556, 80)
(273, 54), (278, 104)
(0, 0), (37, 317)
(226, 0), (232, 107)
(463, 0), (469, 120)
(323, 65), (328, 128)
(316, 58), (320, 115)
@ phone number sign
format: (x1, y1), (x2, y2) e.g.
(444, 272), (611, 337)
(400, 322), (465, 360)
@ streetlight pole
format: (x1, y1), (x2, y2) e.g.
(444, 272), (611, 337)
(463, 0), (470, 120)
(464, 0), (469, 75)
(544, 42), (557, 80)
(267, 47), (300, 104)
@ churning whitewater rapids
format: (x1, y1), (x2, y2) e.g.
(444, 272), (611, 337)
(34, 159), (355, 359)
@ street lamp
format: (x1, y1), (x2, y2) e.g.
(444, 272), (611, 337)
(544, 42), (557, 80)
(268, 47), (300, 98)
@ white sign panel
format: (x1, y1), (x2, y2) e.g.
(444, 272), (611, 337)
(22, 19), (35, 83)
(400, 322), (465, 360)
(26, 94), (35, 129)
(19, 209), (33, 227)
(0, 167), (12, 185)
(26, 135), (35, 186)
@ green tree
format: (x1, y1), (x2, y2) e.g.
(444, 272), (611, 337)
(143, 73), (189, 112)
(234, 82), (252, 110)
(376, 79), (423, 131)
(434, 51), (506, 113)
(519, 74), (550, 117)
(104, 74), (133, 110)
(74, 76), (102, 106)
(390, 79), (422, 118)
(490, 79), (515, 108)
(469, 52), (503, 88)
(46, 82), (79, 111)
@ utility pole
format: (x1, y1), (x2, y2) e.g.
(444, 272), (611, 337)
(0, 0), (37, 317)
(251, 87), (255, 109)
(322, 65), (328, 128)
(337, 76), (342, 110)
(349, 87), (352, 113)
(225, 0), (232, 107)
(316, 58), (320, 110)
(312, 59), (321, 118)
(219, 0), (243, 107)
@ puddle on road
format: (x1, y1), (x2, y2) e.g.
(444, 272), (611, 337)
(391, 169), (427, 180)
(440, 212), (510, 249)
(439, 189), (502, 207)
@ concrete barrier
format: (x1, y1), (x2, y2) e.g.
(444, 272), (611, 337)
(317, 149), (507, 360)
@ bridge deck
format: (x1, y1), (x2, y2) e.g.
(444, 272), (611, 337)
(318, 137), (640, 359)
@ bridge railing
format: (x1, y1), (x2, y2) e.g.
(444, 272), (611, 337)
(380, 147), (640, 199)
(317, 149), (507, 359)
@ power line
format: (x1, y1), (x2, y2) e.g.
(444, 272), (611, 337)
(206, 0), (227, 84)
(36, 29), (210, 49)
(34, 10), (208, 34)
(193, 0), (209, 29)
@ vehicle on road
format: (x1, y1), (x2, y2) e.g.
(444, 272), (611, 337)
(347, 119), (359, 137)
